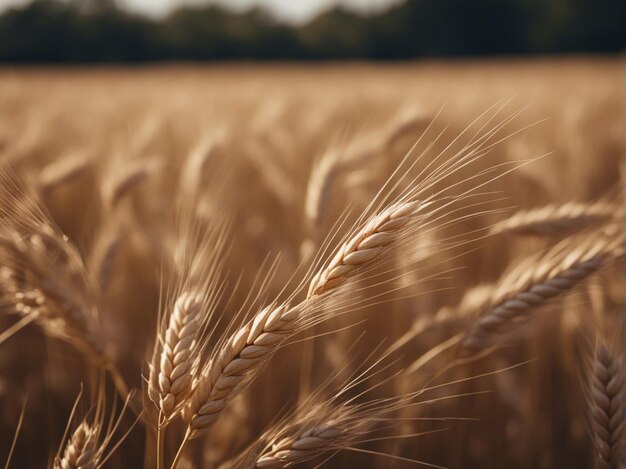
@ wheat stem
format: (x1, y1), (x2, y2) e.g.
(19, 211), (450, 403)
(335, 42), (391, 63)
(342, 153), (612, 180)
(156, 414), (165, 469)
(171, 429), (191, 469)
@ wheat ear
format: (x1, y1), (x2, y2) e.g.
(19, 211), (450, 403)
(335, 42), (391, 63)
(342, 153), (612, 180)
(252, 404), (364, 469)
(489, 200), (618, 237)
(1, 225), (104, 361)
(55, 388), (138, 469)
(88, 224), (127, 295)
(223, 365), (430, 469)
(148, 291), (204, 424)
(57, 421), (100, 469)
(181, 191), (457, 442)
(149, 223), (228, 436)
(0, 164), (131, 401)
(460, 227), (624, 355)
(181, 301), (297, 438)
(308, 199), (426, 297)
(588, 343), (625, 469)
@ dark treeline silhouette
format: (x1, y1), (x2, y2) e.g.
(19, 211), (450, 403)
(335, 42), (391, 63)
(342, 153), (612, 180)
(0, 0), (623, 62)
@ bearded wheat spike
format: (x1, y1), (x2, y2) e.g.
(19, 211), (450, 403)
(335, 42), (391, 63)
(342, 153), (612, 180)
(254, 414), (355, 469)
(57, 421), (100, 469)
(220, 399), (373, 469)
(488, 200), (618, 237)
(460, 227), (624, 355)
(149, 223), (228, 430)
(308, 199), (425, 297)
(588, 344), (625, 469)
(222, 379), (409, 469)
(55, 388), (136, 469)
(182, 188), (441, 440)
(182, 199), (431, 438)
(182, 302), (297, 438)
(149, 291), (204, 423)
(1, 224), (104, 361)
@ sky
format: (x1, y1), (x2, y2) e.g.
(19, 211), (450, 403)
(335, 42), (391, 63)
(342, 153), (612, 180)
(0, 0), (400, 23)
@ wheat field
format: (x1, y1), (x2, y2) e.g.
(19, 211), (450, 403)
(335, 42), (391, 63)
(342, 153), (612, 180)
(0, 57), (623, 468)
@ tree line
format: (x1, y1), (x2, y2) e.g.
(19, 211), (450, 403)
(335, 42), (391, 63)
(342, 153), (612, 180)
(0, 0), (622, 62)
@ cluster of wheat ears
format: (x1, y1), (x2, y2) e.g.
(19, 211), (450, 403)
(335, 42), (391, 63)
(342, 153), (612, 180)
(0, 63), (623, 468)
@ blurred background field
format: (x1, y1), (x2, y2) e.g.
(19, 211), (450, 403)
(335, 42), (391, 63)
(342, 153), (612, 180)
(0, 56), (623, 467)
(0, 0), (624, 468)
